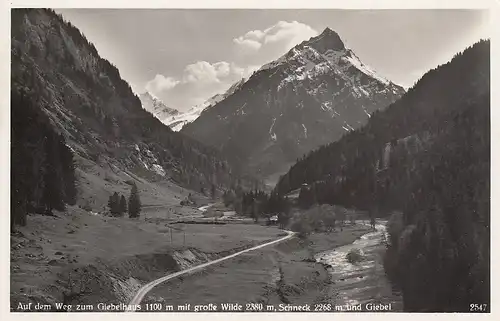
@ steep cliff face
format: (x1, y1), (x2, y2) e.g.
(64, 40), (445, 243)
(11, 9), (237, 196)
(182, 28), (404, 177)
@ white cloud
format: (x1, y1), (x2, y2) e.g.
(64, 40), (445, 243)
(245, 30), (266, 40)
(143, 21), (318, 111)
(213, 62), (231, 77)
(145, 74), (180, 92)
(182, 61), (248, 84)
(144, 61), (256, 111)
(234, 21), (318, 54)
(181, 61), (245, 84)
(183, 61), (220, 84)
(233, 38), (262, 51)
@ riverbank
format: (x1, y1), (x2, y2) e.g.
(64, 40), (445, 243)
(316, 223), (403, 312)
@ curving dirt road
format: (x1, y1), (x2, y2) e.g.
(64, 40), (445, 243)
(127, 230), (295, 311)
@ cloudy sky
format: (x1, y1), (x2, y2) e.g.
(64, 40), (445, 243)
(56, 9), (489, 111)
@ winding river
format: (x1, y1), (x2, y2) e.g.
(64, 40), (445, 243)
(315, 222), (403, 312)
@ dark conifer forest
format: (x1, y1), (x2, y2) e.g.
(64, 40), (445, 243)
(11, 89), (77, 227)
(275, 40), (490, 311)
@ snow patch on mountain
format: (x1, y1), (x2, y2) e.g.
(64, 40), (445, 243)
(343, 121), (355, 131)
(236, 103), (247, 116)
(270, 117), (277, 141)
(139, 157), (149, 170)
(139, 92), (179, 123)
(323, 49), (344, 64)
(362, 106), (371, 118)
(343, 50), (391, 85)
(259, 50), (291, 72)
(152, 164), (166, 177)
(167, 77), (247, 131)
(168, 106), (205, 131)
(268, 39), (394, 97)
(321, 102), (332, 112)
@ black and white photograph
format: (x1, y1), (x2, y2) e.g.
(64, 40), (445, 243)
(7, 0), (493, 315)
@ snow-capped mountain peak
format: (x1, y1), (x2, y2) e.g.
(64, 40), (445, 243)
(259, 28), (393, 90)
(181, 27), (406, 178)
(139, 92), (179, 123)
(156, 77), (248, 132)
(307, 27), (346, 52)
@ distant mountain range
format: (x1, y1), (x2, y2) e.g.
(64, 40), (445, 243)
(181, 28), (405, 178)
(139, 78), (247, 131)
(139, 91), (179, 122)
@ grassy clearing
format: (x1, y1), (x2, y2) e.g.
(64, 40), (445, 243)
(146, 224), (371, 308)
(10, 204), (283, 309)
(75, 155), (209, 214)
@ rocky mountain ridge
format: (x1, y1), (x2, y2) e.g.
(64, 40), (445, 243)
(139, 91), (179, 123)
(182, 27), (405, 178)
(161, 78), (247, 132)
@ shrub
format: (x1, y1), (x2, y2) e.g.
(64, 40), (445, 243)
(386, 211), (405, 249)
(290, 219), (312, 239)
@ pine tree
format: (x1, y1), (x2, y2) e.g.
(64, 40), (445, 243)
(11, 92), (30, 226)
(251, 199), (259, 223)
(108, 192), (120, 216)
(298, 186), (313, 209)
(211, 184), (216, 200)
(278, 212), (290, 229)
(11, 143), (28, 227)
(119, 195), (127, 216)
(41, 132), (65, 214)
(128, 183), (141, 218)
(107, 195), (114, 214)
(222, 190), (235, 207)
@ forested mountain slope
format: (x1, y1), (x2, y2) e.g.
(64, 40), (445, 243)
(11, 9), (242, 224)
(275, 40), (490, 311)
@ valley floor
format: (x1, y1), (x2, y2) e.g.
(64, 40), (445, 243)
(142, 224), (375, 311)
(11, 203), (398, 313)
(10, 205), (282, 311)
